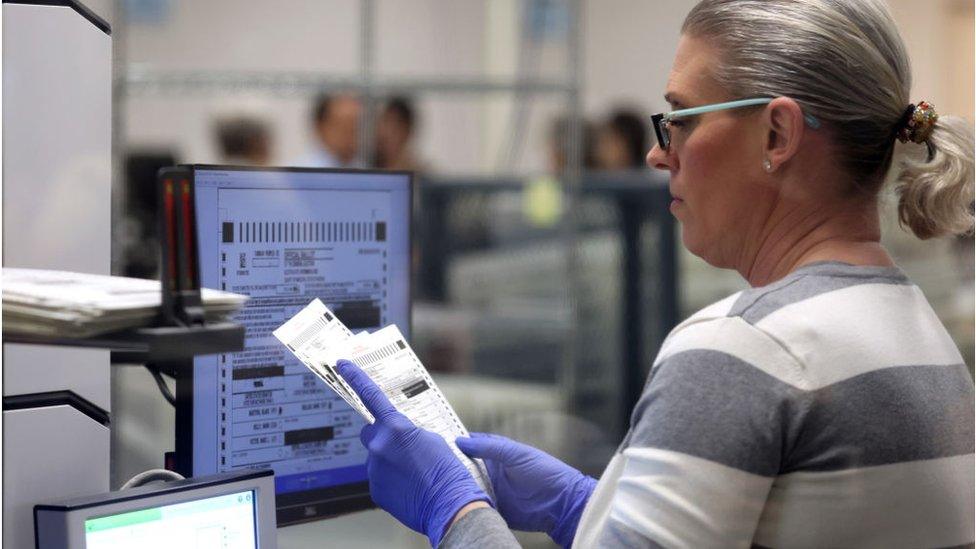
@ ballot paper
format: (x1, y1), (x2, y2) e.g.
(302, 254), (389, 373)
(271, 299), (372, 419)
(2, 268), (248, 337)
(274, 299), (493, 496)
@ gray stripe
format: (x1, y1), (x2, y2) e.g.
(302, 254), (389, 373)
(595, 518), (666, 548)
(627, 350), (803, 477)
(786, 363), (975, 472)
(439, 507), (520, 549)
(729, 261), (911, 324)
(618, 364), (664, 452)
(625, 350), (974, 475)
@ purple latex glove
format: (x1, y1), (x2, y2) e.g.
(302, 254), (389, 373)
(336, 359), (490, 547)
(456, 432), (596, 548)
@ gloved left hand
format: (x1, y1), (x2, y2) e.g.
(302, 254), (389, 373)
(457, 432), (596, 548)
(337, 359), (490, 547)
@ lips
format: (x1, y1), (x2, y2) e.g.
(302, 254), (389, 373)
(669, 187), (684, 215)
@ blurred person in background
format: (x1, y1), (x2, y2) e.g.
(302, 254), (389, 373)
(519, 114), (596, 229)
(547, 114), (596, 174)
(371, 96), (431, 313)
(213, 115), (273, 166)
(334, 0), (976, 547)
(595, 108), (648, 170)
(374, 96), (428, 174)
(295, 92), (362, 168)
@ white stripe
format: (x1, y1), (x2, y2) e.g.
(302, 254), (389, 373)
(755, 283), (963, 388)
(584, 447), (772, 549)
(753, 453), (975, 548)
(574, 454), (626, 549)
(578, 452), (975, 549)
(678, 291), (741, 328)
(654, 316), (808, 389)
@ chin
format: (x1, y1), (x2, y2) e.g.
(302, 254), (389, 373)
(680, 226), (705, 258)
(680, 228), (727, 269)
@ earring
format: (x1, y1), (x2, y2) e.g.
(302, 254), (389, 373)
(763, 158), (773, 172)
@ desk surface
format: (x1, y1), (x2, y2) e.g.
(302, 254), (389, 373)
(276, 509), (426, 548)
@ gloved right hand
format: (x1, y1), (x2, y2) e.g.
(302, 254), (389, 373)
(337, 360), (490, 548)
(456, 433), (597, 548)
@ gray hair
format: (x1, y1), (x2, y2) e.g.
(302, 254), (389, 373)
(683, 0), (974, 239)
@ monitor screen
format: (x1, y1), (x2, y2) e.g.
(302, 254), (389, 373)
(35, 470), (275, 549)
(85, 490), (257, 548)
(179, 165), (412, 524)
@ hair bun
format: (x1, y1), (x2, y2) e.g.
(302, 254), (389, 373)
(896, 101), (939, 144)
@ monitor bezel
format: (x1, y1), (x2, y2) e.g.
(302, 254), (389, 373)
(35, 470), (276, 548)
(174, 164), (413, 525)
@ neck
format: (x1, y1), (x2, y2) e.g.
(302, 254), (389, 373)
(736, 194), (893, 287)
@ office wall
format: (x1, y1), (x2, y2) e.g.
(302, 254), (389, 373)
(583, 1), (688, 115)
(124, 0), (509, 173)
(121, 0), (698, 173)
(889, 0), (974, 123)
(122, 0), (972, 166)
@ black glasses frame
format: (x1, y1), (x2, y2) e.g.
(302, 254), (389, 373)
(650, 113), (670, 151)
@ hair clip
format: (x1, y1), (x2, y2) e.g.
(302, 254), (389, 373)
(896, 101), (938, 144)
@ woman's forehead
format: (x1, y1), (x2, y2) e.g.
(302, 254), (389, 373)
(665, 34), (724, 107)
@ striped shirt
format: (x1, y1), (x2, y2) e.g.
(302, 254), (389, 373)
(441, 261), (974, 548)
(573, 261), (975, 548)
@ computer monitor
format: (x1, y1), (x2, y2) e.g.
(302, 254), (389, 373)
(176, 165), (412, 525)
(35, 470), (276, 549)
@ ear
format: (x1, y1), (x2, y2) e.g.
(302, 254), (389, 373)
(761, 97), (806, 171)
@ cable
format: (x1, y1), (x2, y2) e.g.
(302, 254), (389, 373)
(120, 469), (185, 490)
(145, 364), (176, 407)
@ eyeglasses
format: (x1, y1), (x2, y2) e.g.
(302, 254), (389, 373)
(650, 97), (821, 151)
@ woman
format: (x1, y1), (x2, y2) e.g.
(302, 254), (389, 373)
(338, 0), (975, 546)
(373, 96), (427, 173)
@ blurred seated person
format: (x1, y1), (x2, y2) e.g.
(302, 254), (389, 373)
(374, 96), (428, 174)
(214, 115), (272, 166)
(295, 92), (362, 168)
(548, 114), (597, 174)
(517, 115), (595, 228)
(595, 108), (648, 170)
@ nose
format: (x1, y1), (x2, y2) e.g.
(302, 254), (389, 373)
(646, 143), (671, 171)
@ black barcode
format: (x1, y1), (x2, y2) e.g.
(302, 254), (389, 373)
(357, 341), (402, 366)
(230, 221), (385, 243)
(289, 316), (328, 349)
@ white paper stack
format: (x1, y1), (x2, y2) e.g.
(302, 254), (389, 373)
(2, 268), (249, 337)
(274, 298), (493, 496)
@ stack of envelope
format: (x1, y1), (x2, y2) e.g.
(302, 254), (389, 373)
(2, 268), (248, 338)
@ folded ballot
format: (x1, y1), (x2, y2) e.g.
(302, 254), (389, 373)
(273, 298), (492, 495)
(2, 268), (248, 337)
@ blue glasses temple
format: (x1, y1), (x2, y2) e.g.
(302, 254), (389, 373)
(661, 97), (821, 129)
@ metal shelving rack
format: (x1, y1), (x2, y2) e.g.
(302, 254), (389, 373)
(111, 0), (589, 423)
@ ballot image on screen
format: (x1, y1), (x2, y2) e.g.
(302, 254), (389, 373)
(188, 167), (411, 515)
